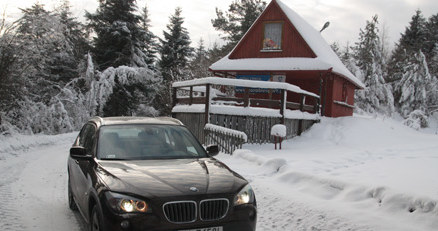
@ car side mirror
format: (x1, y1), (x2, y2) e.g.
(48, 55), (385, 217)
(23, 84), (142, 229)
(70, 146), (92, 160)
(206, 144), (219, 156)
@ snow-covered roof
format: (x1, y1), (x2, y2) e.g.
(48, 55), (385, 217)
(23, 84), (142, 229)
(172, 77), (319, 98)
(210, 0), (365, 89)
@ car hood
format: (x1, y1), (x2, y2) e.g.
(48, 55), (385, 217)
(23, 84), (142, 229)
(96, 158), (247, 198)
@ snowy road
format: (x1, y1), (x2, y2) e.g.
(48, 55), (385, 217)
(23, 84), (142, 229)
(0, 133), (86, 231)
(0, 133), (374, 231)
(1, 116), (437, 231)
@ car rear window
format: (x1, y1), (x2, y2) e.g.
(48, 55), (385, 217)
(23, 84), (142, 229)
(97, 124), (207, 160)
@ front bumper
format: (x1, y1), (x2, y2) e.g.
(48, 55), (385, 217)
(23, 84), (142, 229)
(99, 198), (257, 231)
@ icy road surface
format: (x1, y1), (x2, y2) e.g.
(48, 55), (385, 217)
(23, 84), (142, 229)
(0, 116), (437, 230)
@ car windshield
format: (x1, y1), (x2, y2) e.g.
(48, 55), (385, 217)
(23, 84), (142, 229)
(97, 124), (207, 160)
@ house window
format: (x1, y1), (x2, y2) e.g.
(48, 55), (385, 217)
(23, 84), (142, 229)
(263, 22), (283, 51)
(342, 83), (348, 102)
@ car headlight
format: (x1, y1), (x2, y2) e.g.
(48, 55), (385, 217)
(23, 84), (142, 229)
(105, 192), (151, 213)
(234, 184), (255, 206)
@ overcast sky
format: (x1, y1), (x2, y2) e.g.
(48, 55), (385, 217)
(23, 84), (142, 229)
(1, 0), (437, 50)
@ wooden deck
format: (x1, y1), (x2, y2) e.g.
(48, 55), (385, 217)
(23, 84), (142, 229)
(172, 77), (320, 144)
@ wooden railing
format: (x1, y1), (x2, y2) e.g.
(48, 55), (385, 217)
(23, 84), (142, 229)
(204, 124), (247, 154)
(172, 77), (320, 123)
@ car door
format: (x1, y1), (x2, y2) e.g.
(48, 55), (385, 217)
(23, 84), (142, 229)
(70, 123), (97, 214)
(69, 125), (88, 210)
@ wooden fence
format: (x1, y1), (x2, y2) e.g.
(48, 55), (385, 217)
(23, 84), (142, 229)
(176, 112), (316, 144)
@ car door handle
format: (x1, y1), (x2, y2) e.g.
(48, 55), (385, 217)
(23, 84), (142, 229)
(75, 160), (79, 164)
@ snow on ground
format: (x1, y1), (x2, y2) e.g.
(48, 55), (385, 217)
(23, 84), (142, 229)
(0, 116), (437, 230)
(0, 132), (85, 231)
(217, 115), (438, 230)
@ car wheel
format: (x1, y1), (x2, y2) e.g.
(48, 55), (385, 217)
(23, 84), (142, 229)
(68, 176), (78, 211)
(90, 205), (104, 231)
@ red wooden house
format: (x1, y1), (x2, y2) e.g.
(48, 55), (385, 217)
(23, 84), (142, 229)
(209, 0), (364, 117)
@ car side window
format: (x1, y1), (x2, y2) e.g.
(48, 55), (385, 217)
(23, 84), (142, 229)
(76, 125), (88, 146)
(82, 124), (96, 153)
(79, 124), (97, 154)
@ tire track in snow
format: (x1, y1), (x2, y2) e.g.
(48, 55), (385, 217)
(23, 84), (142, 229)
(0, 153), (29, 230)
(0, 136), (86, 231)
(217, 154), (377, 231)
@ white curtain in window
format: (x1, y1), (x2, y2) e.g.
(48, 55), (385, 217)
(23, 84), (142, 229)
(264, 23), (282, 50)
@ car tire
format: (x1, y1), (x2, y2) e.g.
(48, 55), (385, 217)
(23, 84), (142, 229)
(90, 205), (105, 231)
(68, 176), (78, 211)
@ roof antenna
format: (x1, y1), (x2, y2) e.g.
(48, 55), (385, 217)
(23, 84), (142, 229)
(320, 21), (330, 33)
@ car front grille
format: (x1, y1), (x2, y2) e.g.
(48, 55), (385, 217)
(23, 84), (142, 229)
(162, 199), (229, 223)
(200, 199), (229, 221)
(163, 201), (197, 223)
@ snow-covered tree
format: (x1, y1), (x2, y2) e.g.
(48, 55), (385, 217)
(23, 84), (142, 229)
(94, 66), (160, 117)
(212, 0), (266, 53)
(15, 3), (77, 103)
(353, 15), (394, 115)
(0, 13), (21, 112)
(159, 7), (193, 82)
(396, 51), (435, 118)
(207, 42), (228, 65)
(190, 38), (210, 78)
(156, 7), (193, 115)
(424, 14), (438, 78)
(387, 10), (427, 84)
(140, 4), (158, 71)
(55, 0), (89, 63)
(86, 0), (150, 70)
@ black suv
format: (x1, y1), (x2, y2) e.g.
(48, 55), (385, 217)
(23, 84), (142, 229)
(68, 117), (257, 231)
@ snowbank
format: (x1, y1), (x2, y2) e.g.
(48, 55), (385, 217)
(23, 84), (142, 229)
(0, 132), (77, 157)
(218, 116), (438, 230)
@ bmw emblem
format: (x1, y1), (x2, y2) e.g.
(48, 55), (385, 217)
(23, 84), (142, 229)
(189, 187), (198, 192)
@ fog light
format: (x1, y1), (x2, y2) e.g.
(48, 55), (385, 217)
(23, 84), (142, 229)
(121, 220), (130, 229)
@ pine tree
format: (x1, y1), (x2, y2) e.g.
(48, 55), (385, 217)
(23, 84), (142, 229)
(156, 7), (193, 116)
(353, 15), (394, 115)
(0, 12), (21, 116)
(424, 14), (438, 78)
(207, 42), (229, 64)
(190, 38), (210, 78)
(86, 0), (150, 70)
(50, 0), (89, 82)
(15, 3), (74, 103)
(339, 42), (361, 78)
(56, 0), (89, 62)
(396, 51), (434, 118)
(159, 7), (193, 83)
(387, 10), (427, 83)
(212, 0), (266, 53)
(140, 4), (158, 70)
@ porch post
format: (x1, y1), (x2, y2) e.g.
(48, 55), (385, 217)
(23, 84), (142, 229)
(298, 94), (305, 135)
(171, 86), (177, 118)
(280, 89), (286, 124)
(189, 86), (193, 105)
(205, 84), (210, 124)
(243, 88), (249, 107)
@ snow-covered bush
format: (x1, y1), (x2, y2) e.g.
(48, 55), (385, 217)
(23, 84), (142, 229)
(92, 66), (160, 116)
(403, 110), (429, 130)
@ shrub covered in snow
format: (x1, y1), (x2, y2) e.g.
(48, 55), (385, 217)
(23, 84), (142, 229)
(403, 110), (429, 130)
